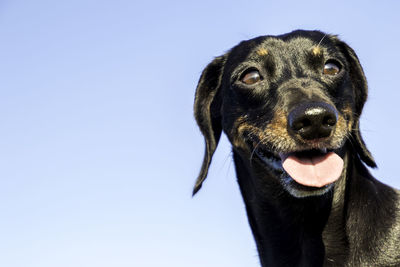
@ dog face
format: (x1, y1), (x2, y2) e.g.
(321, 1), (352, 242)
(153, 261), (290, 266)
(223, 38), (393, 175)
(193, 30), (376, 197)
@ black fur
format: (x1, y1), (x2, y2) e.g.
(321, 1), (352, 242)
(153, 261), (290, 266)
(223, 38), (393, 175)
(193, 30), (400, 266)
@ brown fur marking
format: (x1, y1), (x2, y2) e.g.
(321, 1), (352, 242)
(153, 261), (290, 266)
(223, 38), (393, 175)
(312, 46), (322, 56)
(234, 108), (351, 154)
(257, 48), (269, 56)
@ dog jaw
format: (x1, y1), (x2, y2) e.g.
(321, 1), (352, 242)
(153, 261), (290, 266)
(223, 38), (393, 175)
(252, 143), (344, 197)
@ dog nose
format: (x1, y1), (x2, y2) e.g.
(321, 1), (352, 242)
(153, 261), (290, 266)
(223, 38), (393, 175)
(288, 102), (338, 140)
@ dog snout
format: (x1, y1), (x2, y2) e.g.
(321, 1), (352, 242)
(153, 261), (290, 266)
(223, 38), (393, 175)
(288, 102), (338, 140)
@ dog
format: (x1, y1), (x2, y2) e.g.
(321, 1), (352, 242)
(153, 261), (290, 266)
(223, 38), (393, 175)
(192, 30), (400, 266)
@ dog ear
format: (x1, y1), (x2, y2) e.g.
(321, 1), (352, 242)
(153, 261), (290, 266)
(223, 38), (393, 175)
(352, 120), (376, 167)
(192, 55), (227, 195)
(336, 40), (377, 168)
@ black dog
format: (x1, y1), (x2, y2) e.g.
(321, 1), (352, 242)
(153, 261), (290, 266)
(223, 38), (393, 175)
(193, 30), (400, 266)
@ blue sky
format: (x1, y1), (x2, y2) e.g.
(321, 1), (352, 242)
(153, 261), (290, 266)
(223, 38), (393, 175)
(1, 1), (400, 266)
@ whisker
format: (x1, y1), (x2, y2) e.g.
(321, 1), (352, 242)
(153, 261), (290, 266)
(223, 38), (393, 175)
(250, 139), (262, 165)
(249, 136), (272, 165)
(317, 34), (327, 47)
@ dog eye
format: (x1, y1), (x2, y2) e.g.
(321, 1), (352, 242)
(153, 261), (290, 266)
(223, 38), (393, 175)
(323, 62), (340, 75)
(241, 70), (261, 85)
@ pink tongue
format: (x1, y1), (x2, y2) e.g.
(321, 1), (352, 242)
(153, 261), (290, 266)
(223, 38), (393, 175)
(282, 152), (344, 188)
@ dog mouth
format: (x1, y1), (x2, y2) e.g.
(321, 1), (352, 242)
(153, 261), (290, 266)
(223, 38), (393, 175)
(253, 145), (344, 189)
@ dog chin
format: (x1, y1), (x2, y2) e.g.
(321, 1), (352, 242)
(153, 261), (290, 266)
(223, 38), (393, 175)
(281, 176), (334, 198)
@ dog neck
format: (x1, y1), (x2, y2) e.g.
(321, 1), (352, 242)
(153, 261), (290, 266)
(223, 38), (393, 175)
(321, 153), (349, 265)
(233, 151), (349, 267)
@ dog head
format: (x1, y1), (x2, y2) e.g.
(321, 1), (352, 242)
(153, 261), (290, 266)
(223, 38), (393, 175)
(193, 30), (376, 197)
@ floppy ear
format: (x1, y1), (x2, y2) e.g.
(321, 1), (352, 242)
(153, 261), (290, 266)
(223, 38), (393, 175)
(337, 40), (377, 168)
(192, 55), (227, 195)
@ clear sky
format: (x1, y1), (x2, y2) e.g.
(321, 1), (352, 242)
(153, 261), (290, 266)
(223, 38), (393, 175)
(1, 1), (400, 266)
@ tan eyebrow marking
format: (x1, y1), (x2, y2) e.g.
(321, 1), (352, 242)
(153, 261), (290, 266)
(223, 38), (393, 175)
(312, 34), (326, 56)
(256, 48), (269, 56)
(312, 46), (322, 56)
